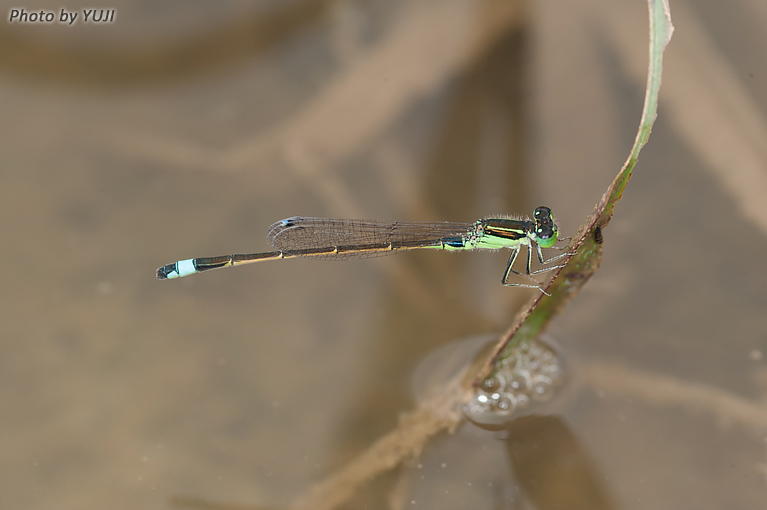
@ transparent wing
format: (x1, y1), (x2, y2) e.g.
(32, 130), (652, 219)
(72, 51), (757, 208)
(266, 217), (477, 260)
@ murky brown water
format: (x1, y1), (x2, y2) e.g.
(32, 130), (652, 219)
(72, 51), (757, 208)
(2, 1), (766, 509)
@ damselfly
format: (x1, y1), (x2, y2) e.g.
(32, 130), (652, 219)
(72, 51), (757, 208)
(156, 206), (567, 290)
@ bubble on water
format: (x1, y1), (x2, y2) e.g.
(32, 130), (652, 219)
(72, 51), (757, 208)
(463, 336), (566, 429)
(510, 371), (531, 392)
(531, 374), (554, 401)
(495, 395), (515, 412)
(411, 333), (567, 430)
(481, 376), (501, 392)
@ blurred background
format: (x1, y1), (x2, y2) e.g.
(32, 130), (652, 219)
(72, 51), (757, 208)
(1, 0), (766, 508)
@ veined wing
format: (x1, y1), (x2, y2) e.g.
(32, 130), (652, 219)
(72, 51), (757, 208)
(266, 217), (478, 259)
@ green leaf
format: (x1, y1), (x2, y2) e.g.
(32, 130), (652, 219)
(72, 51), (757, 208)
(473, 0), (674, 385)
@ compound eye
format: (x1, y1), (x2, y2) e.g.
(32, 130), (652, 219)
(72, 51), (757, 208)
(537, 225), (554, 240)
(536, 223), (558, 248)
(534, 206), (552, 222)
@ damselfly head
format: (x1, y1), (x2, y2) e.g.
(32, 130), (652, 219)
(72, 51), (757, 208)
(533, 206), (558, 248)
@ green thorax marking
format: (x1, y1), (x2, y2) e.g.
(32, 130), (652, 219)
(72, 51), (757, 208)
(476, 218), (532, 249)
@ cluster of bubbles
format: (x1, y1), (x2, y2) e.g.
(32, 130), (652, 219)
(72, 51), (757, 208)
(463, 337), (564, 426)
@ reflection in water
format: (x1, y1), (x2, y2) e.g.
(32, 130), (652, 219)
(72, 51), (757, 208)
(505, 415), (617, 510)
